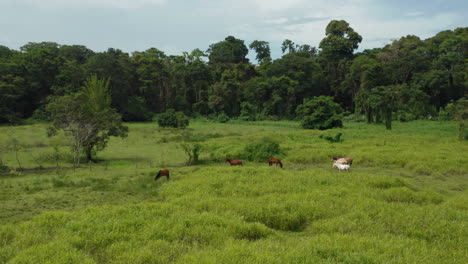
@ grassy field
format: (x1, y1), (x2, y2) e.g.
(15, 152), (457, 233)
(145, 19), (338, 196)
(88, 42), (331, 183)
(0, 120), (467, 263)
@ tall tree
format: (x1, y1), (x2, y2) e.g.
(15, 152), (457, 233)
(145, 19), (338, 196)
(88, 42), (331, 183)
(132, 48), (170, 114)
(85, 48), (135, 117)
(319, 20), (362, 108)
(207, 36), (249, 64)
(0, 46), (28, 123)
(249, 40), (271, 64)
(20, 42), (63, 115)
(47, 75), (128, 165)
(355, 84), (428, 129)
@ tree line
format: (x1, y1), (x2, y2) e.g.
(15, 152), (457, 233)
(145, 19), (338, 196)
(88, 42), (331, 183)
(0, 20), (466, 125)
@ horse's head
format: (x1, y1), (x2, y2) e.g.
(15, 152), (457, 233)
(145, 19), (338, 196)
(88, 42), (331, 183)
(225, 159), (230, 163)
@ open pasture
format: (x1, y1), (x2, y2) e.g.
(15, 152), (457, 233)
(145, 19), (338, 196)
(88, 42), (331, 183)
(0, 120), (467, 263)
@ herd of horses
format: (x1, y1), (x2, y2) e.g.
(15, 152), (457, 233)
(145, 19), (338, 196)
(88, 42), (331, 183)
(154, 156), (353, 181)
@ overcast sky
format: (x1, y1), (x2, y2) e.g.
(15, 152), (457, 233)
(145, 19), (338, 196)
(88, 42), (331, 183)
(0, 0), (467, 60)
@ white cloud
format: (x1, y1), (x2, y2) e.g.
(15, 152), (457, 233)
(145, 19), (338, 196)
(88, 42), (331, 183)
(0, 0), (466, 57)
(405, 11), (425, 17)
(263, 18), (289, 25)
(11, 0), (167, 9)
(223, 0), (464, 52)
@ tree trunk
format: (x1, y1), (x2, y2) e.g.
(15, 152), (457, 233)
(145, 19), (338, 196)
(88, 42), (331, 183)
(385, 111), (392, 130)
(459, 121), (466, 140)
(86, 148), (97, 163)
(375, 111), (382, 124)
(366, 108), (373, 123)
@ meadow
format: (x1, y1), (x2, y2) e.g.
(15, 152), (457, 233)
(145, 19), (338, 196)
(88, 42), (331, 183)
(0, 120), (467, 263)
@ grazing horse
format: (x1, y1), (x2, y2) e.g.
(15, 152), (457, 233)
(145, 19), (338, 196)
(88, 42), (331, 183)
(225, 159), (243, 166)
(331, 156), (353, 165)
(268, 158), (283, 168)
(155, 169), (170, 181)
(333, 162), (350, 172)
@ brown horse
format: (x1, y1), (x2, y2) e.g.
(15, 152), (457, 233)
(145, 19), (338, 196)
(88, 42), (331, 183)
(331, 156), (353, 165)
(155, 169), (170, 181)
(268, 158), (283, 168)
(225, 159), (243, 166)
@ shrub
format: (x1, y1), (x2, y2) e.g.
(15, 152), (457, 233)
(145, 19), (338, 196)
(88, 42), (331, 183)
(31, 108), (50, 122)
(216, 112), (230, 123)
(243, 137), (282, 162)
(397, 111), (416, 122)
(179, 143), (202, 165)
(446, 98), (468, 140)
(156, 109), (190, 128)
(296, 96), (345, 130)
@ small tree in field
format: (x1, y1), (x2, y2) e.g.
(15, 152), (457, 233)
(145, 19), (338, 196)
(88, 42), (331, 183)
(47, 75), (128, 167)
(296, 96), (345, 130)
(447, 98), (468, 140)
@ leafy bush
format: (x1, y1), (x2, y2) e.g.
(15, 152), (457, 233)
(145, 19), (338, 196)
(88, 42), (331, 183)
(31, 108), (50, 122)
(296, 96), (345, 130)
(243, 137), (282, 161)
(215, 112), (230, 123)
(437, 108), (452, 121)
(446, 98), (468, 140)
(397, 111), (416, 122)
(156, 109), (190, 128)
(123, 96), (154, 121)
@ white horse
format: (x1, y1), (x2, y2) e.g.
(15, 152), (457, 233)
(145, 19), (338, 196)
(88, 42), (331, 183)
(333, 162), (350, 172)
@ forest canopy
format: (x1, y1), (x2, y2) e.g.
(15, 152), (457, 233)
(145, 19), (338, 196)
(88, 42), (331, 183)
(0, 20), (466, 125)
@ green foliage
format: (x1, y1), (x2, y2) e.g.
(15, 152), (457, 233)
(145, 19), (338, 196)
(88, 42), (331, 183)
(215, 112), (230, 123)
(47, 75), (128, 163)
(179, 143), (201, 165)
(1, 26), (466, 125)
(249, 40), (271, 64)
(156, 109), (190, 128)
(319, 20), (363, 60)
(239, 102), (257, 121)
(296, 96), (345, 129)
(446, 98), (468, 140)
(208, 36), (249, 64)
(397, 111), (417, 122)
(30, 108), (49, 122)
(319, 132), (343, 143)
(124, 96), (154, 121)
(243, 137), (282, 162)
(355, 84), (429, 129)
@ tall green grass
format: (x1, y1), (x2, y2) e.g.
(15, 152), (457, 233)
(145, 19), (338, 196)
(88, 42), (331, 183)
(0, 120), (466, 263)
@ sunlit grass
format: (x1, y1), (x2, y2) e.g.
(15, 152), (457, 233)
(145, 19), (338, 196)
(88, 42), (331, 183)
(0, 120), (467, 263)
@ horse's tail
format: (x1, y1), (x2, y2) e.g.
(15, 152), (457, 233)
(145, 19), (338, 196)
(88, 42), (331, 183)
(155, 170), (161, 181)
(279, 161), (283, 168)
